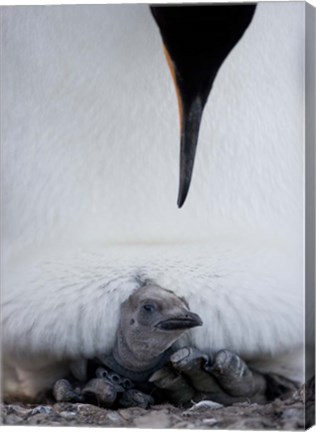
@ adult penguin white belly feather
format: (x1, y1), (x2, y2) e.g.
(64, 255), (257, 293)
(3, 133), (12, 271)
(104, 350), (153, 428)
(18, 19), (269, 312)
(2, 3), (305, 401)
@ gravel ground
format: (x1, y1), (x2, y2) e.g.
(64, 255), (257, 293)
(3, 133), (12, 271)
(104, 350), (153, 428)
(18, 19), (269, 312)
(1, 382), (313, 430)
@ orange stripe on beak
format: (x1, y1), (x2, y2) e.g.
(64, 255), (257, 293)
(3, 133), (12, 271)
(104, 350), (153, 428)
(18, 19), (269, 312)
(163, 45), (184, 132)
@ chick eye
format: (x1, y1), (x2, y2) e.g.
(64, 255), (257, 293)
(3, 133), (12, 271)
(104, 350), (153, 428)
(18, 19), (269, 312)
(142, 304), (156, 313)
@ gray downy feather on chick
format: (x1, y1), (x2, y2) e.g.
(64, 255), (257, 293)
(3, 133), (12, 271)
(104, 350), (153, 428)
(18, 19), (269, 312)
(98, 282), (202, 383)
(54, 283), (202, 407)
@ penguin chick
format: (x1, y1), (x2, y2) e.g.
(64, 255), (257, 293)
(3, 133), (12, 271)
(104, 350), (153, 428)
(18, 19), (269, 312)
(98, 283), (203, 382)
(53, 283), (203, 407)
(94, 285), (296, 408)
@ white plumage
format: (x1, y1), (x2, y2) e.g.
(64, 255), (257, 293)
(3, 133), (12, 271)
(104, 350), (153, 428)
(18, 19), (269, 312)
(2, 3), (305, 400)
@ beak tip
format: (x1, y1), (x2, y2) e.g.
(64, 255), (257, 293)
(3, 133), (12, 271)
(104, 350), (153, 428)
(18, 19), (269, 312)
(177, 199), (184, 209)
(177, 187), (189, 208)
(191, 312), (203, 328)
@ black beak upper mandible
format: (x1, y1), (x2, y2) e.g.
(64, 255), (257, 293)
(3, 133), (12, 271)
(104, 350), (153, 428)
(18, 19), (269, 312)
(150, 4), (257, 207)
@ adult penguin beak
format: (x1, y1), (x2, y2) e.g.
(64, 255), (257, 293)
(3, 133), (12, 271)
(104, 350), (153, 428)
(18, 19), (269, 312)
(177, 95), (204, 208)
(150, 4), (257, 207)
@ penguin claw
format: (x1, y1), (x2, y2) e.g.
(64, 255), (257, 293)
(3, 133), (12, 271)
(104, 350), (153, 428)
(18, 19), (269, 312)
(170, 347), (210, 371)
(170, 347), (223, 394)
(206, 349), (246, 378)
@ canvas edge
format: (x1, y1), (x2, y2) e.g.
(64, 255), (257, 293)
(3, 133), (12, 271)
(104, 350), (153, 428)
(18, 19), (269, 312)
(305, 1), (316, 430)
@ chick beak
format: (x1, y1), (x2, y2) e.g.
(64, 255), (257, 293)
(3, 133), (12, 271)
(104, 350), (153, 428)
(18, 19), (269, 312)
(156, 310), (203, 331)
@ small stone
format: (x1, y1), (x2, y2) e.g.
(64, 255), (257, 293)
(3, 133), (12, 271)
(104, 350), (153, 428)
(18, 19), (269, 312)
(106, 411), (122, 422)
(232, 401), (252, 407)
(31, 405), (53, 415)
(53, 402), (76, 412)
(59, 411), (77, 419)
(49, 421), (70, 426)
(133, 411), (171, 428)
(202, 417), (218, 425)
(173, 421), (194, 428)
(9, 405), (32, 417)
(282, 408), (304, 420)
(4, 414), (24, 425)
(76, 403), (97, 413)
(122, 407), (146, 418)
(183, 400), (223, 415)
(118, 408), (134, 420)
(28, 413), (51, 425)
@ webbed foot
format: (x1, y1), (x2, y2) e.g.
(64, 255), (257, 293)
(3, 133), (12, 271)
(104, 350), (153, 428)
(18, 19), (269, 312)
(151, 347), (268, 406)
(82, 377), (117, 407)
(149, 365), (195, 405)
(53, 379), (84, 403)
(119, 389), (154, 408)
(53, 376), (118, 407)
(90, 367), (154, 408)
(205, 349), (267, 399)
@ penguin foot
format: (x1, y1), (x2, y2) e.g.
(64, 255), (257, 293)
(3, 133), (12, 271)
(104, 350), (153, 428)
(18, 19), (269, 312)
(151, 347), (268, 406)
(149, 365), (196, 405)
(95, 367), (133, 391)
(205, 349), (267, 398)
(92, 368), (155, 408)
(53, 377), (117, 407)
(53, 379), (84, 403)
(82, 378), (118, 407)
(119, 388), (155, 408)
(53, 369), (154, 409)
